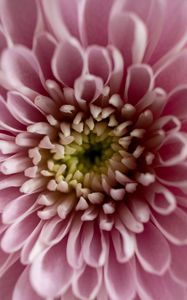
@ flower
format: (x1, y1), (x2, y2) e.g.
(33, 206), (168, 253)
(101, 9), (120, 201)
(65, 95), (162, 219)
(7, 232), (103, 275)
(1, 0), (187, 299)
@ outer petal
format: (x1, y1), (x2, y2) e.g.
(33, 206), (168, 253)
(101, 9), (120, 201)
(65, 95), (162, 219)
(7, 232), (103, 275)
(0, 0), (38, 47)
(170, 243), (187, 286)
(13, 267), (43, 300)
(109, 12), (147, 67)
(52, 39), (84, 87)
(104, 244), (136, 300)
(80, 0), (114, 46)
(30, 238), (73, 298)
(136, 222), (171, 274)
(163, 86), (187, 119)
(136, 262), (186, 300)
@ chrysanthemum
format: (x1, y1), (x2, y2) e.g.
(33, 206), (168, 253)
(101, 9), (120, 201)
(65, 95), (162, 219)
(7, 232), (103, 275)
(1, 0), (187, 299)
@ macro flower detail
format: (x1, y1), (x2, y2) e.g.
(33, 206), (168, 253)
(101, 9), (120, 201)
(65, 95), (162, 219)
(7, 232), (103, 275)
(1, 0), (187, 299)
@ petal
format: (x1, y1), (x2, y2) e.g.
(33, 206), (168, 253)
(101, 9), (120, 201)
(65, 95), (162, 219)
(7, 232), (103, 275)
(0, 96), (24, 132)
(105, 245), (136, 300)
(0, 261), (24, 300)
(30, 238), (73, 298)
(108, 46), (124, 94)
(33, 32), (57, 80)
(125, 64), (154, 105)
(136, 262), (186, 300)
(0, 27), (7, 54)
(87, 46), (112, 83)
(73, 265), (102, 300)
(74, 74), (104, 104)
(1, 46), (45, 94)
(136, 222), (171, 274)
(52, 39), (84, 87)
(151, 207), (187, 245)
(1, 212), (40, 253)
(155, 50), (187, 92)
(82, 221), (107, 267)
(0, 0), (38, 47)
(155, 163), (187, 187)
(170, 243), (187, 286)
(163, 86), (187, 119)
(109, 12), (147, 66)
(7, 92), (45, 125)
(13, 267), (43, 300)
(80, 0), (114, 46)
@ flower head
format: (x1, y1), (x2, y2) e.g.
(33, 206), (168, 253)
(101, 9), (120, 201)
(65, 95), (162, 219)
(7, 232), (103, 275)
(1, 0), (187, 299)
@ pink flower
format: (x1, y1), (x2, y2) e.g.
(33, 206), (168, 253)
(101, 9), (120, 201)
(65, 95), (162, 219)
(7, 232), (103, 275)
(1, 0), (187, 299)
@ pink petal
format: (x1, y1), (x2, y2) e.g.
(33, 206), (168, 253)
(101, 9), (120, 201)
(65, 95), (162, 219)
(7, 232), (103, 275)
(73, 265), (102, 300)
(80, 0), (114, 46)
(155, 163), (187, 187)
(1, 212), (40, 253)
(13, 267), (43, 300)
(0, 96), (24, 132)
(0, 260), (24, 300)
(170, 243), (187, 286)
(30, 238), (73, 298)
(136, 262), (186, 300)
(125, 64), (154, 105)
(0, 187), (20, 212)
(1, 46), (45, 94)
(109, 12), (147, 67)
(149, 0), (187, 65)
(155, 50), (187, 92)
(74, 74), (104, 103)
(7, 92), (45, 125)
(52, 39), (84, 87)
(136, 222), (171, 274)
(108, 46), (124, 93)
(151, 207), (187, 245)
(82, 221), (107, 267)
(105, 244), (136, 300)
(0, 27), (7, 54)
(87, 46), (112, 83)
(0, 0), (38, 47)
(34, 32), (57, 80)
(163, 86), (187, 119)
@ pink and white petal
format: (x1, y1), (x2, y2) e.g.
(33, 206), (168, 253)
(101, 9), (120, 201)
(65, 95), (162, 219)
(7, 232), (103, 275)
(34, 32), (57, 80)
(157, 132), (187, 166)
(155, 163), (187, 187)
(108, 46), (124, 94)
(52, 39), (84, 87)
(149, 0), (187, 65)
(41, 0), (76, 41)
(0, 27), (7, 54)
(109, 12), (147, 67)
(1, 46), (45, 94)
(82, 221), (107, 267)
(0, 187), (20, 212)
(0, 0), (38, 48)
(66, 216), (84, 269)
(7, 92), (45, 125)
(1, 212), (40, 253)
(0, 174), (25, 190)
(39, 214), (72, 246)
(61, 288), (78, 300)
(74, 74), (104, 104)
(170, 243), (187, 286)
(0, 260), (24, 300)
(30, 238), (73, 298)
(13, 267), (43, 300)
(136, 262), (186, 300)
(105, 245), (136, 300)
(146, 184), (176, 215)
(2, 193), (37, 225)
(151, 207), (187, 245)
(136, 222), (171, 275)
(123, 0), (165, 62)
(163, 86), (187, 119)
(87, 46), (112, 83)
(155, 50), (187, 92)
(125, 64), (154, 105)
(73, 265), (102, 300)
(0, 96), (24, 132)
(0, 153), (31, 175)
(80, 0), (114, 46)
